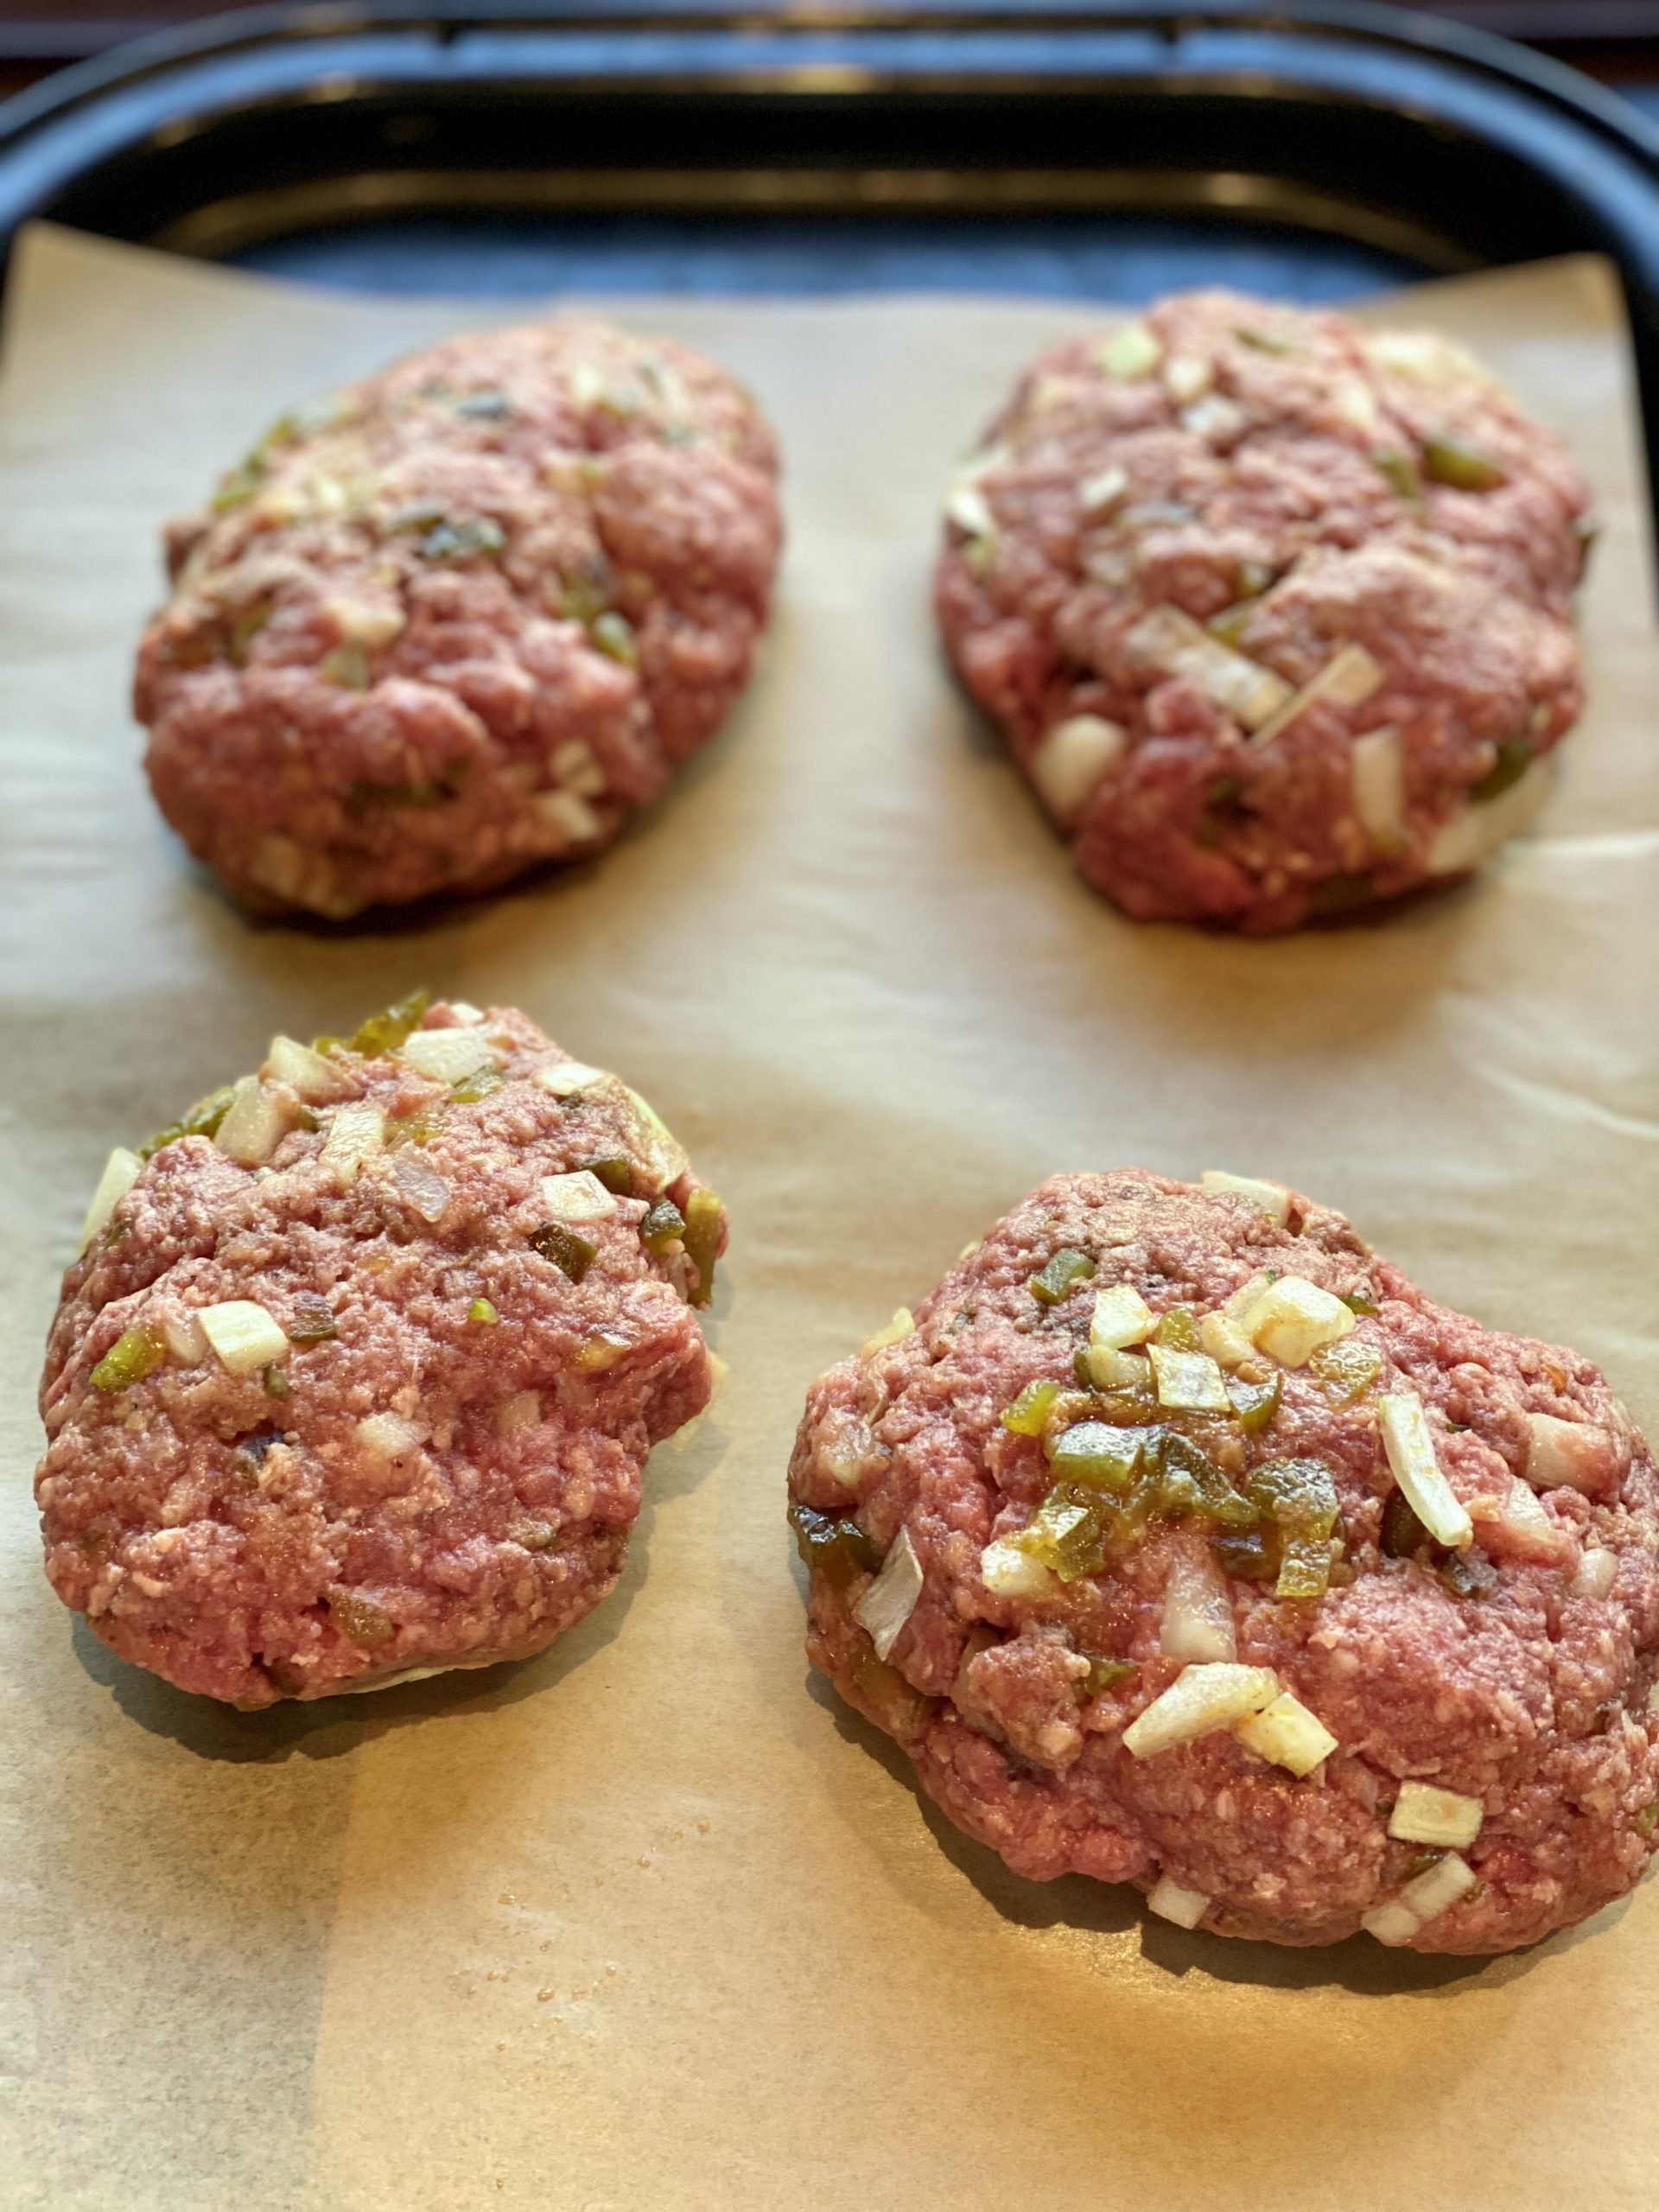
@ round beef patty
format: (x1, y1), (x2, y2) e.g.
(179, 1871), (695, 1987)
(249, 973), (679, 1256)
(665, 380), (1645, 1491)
(138, 320), (781, 917)
(935, 291), (1592, 933)
(36, 996), (726, 1706)
(789, 1169), (1658, 1952)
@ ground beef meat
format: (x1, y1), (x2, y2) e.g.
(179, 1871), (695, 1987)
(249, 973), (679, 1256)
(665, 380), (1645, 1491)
(36, 998), (725, 1707)
(137, 321), (781, 917)
(935, 291), (1592, 933)
(788, 1169), (1659, 1952)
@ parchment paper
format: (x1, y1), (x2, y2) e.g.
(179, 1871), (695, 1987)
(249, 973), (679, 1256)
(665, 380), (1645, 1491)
(2, 222), (1656, 2212)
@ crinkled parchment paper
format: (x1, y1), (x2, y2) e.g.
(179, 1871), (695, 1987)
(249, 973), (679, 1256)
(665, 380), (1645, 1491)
(1, 222), (1656, 2211)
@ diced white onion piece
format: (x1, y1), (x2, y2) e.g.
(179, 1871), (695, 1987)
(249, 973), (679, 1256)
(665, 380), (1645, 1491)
(392, 1150), (452, 1224)
(1525, 1411), (1618, 1497)
(264, 1033), (346, 1102)
(320, 1101), (385, 1187)
(1251, 642), (1385, 749)
(542, 1169), (618, 1223)
(1426, 756), (1551, 875)
(399, 1027), (498, 1084)
(535, 789), (603, 843)
(1149, 1344), (1231, 1414)
(1388, 1780), (1484, 1850)
(1468, 1476), (1567, 1566)
(982, 1536), (1056, 1599)
(550, 737), (606, 796)
(1572, 1547), (1618, 1601)
(1198, 1310), (1255, 1372)
(1160, 1548), (1237, 1664)
(198, 1300), (289, 1376)
(1030, 715), (1125, 823)
(1379, 1390), (1472, 1550)
(861, 1307), (915, 1357)
(1234, 1690), (1338, 1779)
(1163, 352), (1213, 404)
(1361, 1899), (1423, 1948)
(356, 1411), (425, 1459)
(1245, 1275), (1356, 1367)
(1180, 396), (1246, 445)
(852, 1526), (925, 1661)
(1399, 1850), (1478, 1925)
(1329, 374), (1382, 435)
(1086, 1344), (1153, 1393)
(495, 1391), (540, 1435)
(1126, 605), (1291, 730)
(214, 1077), (290, 1169)
(1648, 1682), (1659, 1713)
(1090, 1282), (1156, 1351)
(946, 483), (994, 537)
(1098, 323), (1161, 379)
(325, 595), (405, 648)
(1122, 1663), (1280, 1759)
(1351, 726), (1407, 851)
(535, 1059), (607, 1097)
(955, 442), (1010, 486)
(1078, 463), (1128, 513)
(1364, 329), (1486, 388)
(78, 1146), (142, 1254)
(158, 1308), (207, 1365)
(1199, 1169), (1290, 1225)
(1147, 1875), (1211, 1930)
(446, 1001), (485, 1026)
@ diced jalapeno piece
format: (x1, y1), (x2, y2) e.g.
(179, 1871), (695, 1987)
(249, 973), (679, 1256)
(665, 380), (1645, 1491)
(1275, 1535), (1332, 1601)
(1227, 1370), (1281, 1433)
(1381, 1489), (1429, 1559)
(1248, 1456), (1340, 1598)
(140, 1083), (238, 1160)
(327, 1586), (395, 1649)
(350, 990), (430, 1058)
(530, 1221), (598, 1282)
(789, 1502), (883, 1591)
(288, 1296), (337, 1346)
(591, 611), (638, 666)
(1031, 1248), (1096, 1306)
(1637, 1801), (1659, 1839)
(421, 516), (506, 562)
(454, 388), (512, 419)
(1471, 738), (1532, 804)
(1001, 1379), (1062, 1437)
(681, 1186), (724, 1308)
(91, 1326), (164, 1395)
(451, 1065), (505, 1105)
(321, 642), (370, 690)
(1154, 1307), (1201, 1352)
(1048, 1419), (1145, 1492)
(582, 1154), (635, 1197)
(1210, 1526), (1278, 1581)
(1309, 1338), (1382, 1406)
(1206, 602), (1253, 648)
(263, 1363), (292, 1401)
(1017, 1484), (1111, 1582)
(1372, 445), (1424, 502)
(468, 1298), (499, 1325)
(850, 1646), (931, 1738)
(1084, 1656), (1137, 1694)
(1154, 1431), (1257, 1526)
(1342, 1289), (1379, 1316)
(640, 1198), (686, 1254)
(1423, 433), (1506, 491)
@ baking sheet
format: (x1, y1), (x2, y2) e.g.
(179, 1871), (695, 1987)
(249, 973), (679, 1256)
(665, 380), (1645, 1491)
(2, 221), (1656, 2212)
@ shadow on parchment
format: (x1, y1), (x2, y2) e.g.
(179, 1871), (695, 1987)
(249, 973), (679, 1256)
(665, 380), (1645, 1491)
(804, 1668), (1628, 2002)
(69, 1404), (728, 1768)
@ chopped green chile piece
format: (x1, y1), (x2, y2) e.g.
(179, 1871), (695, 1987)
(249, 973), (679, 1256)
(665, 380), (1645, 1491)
(1275, 1535), (1333, 1601)
(1211, 1526), (1279, 1582)
(1471, 738), (1533, 804)
(1423, 433), (1506, 492)
(790, 1502), (883, 1592)
(327, 1586), (395, 1649)
(591, 610), (638, 666)
(140, 1083), (238, 1160)
(582, 1154), (635, 1197)
(1228, 1370), (1282, 1433)
(349, 990), (430, 1058)
(850, 1647), (931, 1739)
(91, 1326), (165, 1395)
(468, 1298), (499, 1326)
(1031, 1247), (1096, 1306)
(451, 1064), (505, 1104)
(1310, 1338), (1382, 1406)
(1085, 1656), (1137, 1694)
(1154, 1431), (1257, 1526)
(639, 1198), (686, 1254)
(321, 642), (371, 691)
(287, 1297), (337, 1346)
(1248, 1457), (1340, 1599)
(1017, 1484), (1112, 1583)
(1373, 445), (1424, 501)
(1381, 1488), (1430, 1560)
(1206, 602), (1254, 649)
(1637, 1801), (1659, 1839)
(1048, 1420), (1146, 1492)
(1342, 1289), (1380, 1316)
(421, 516), (506, 562)
(1234, 325), (1294, 355)
(681, 1186), (723, 1308)
(1154, 1307), (1201, 1352)
(529, 1220), (598, 1282)
(263, 1363), (292, 1401)
(1001, 1379), (1062, 1437)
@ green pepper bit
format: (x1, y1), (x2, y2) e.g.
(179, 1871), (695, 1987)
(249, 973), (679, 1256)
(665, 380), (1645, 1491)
(468, 1298), (499, 1326)
(346, 989), (430, 1058)
(1030, 1247), (1096, 1306)
(639, 1198), (686, 1255)
(1341, 1289), (1379, 1317)
(451, 1064), (505, 1104)
(1154, 1307), (1201, 1352)
(1018, 1484), (1112, 1582)
(1228, 1370), (1281, 1433)
(1422, 432), (1506, 492)
(1372, 445), (1424, 502)
(1001, 1378), (1062, 1437)
(1210, 1526), (1278, 1582)
(1637, 1802), (1659, 1840)
(582, 1154), (635, 1197)
(530, 1222), (597, 1283)
(1248, 1456), (1341, 1599)
(139, 1082), (238, 1161)
(789, 1502), (883, 1591)
(1470, 738), (1533, 804)
(91, 1326), (165, 1395)
(263, 1364), (292, 1401)
(1049, 1420), (1146, 1493)
(681, 1186), (724, 1309)
(1155, 1432), (1257, 1527)
(591, 611), (638, 666)
(1084, 1656), (1137, 1694)
(850, 1647), (931, 1740)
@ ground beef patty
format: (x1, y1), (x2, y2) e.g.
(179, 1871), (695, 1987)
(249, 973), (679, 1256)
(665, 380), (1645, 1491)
(789, 1170), (1659, 1952)
(137, 321), (781, 917)
(935, 291), (1592, 932)
(36, 996), (726, 1707)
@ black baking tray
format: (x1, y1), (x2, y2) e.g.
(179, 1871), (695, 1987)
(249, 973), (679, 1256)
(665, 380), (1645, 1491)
(3, 2), (1659, 509)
